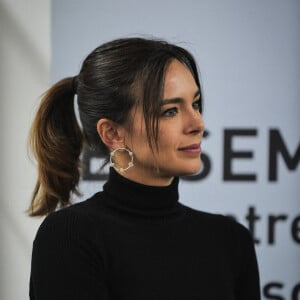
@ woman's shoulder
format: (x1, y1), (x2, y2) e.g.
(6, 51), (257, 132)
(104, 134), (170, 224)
(182, 205), (256, 268)
(182, 204), (252, 240)
(33, 192), (106, 244)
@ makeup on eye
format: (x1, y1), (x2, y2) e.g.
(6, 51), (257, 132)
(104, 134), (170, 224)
(192, 98), (202, 111)
(160, 96), (201, 117)
(161, 107), (178, 117)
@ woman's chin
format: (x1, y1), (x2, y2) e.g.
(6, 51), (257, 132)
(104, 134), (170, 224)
(177, 162), (202, 177)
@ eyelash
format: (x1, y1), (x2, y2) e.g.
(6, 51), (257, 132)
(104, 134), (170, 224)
(192, 100), (201, 111)
(161, 100), (201, 117)
(161, 107), (178, 117)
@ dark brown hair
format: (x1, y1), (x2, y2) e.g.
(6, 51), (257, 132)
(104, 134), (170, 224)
(28, 37), (202, 216)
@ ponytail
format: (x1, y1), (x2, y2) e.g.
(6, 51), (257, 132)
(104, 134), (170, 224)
(28, 77), (83, 217)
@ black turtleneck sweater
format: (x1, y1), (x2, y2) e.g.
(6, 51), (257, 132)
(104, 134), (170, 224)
(30, 168), (261, 300)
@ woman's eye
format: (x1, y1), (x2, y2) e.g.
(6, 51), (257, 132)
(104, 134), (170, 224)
(192, 100), (201, 111)
(161, 107), (178, 117)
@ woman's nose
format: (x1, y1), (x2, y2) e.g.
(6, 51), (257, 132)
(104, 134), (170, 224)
(184, 110), (205, 135)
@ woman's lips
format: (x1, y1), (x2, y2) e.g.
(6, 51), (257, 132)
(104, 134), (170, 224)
(178, 143), (201, 154)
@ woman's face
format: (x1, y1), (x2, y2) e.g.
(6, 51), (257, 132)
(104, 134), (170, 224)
(123, 59), (205, 186)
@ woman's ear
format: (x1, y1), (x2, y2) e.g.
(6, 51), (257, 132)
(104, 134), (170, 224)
(96, 118), (125, 150)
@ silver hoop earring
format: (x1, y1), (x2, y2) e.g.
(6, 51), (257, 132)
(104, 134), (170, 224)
(109, 147), (134, 172)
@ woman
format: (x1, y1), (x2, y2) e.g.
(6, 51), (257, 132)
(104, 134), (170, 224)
(28, 37), (261, 299)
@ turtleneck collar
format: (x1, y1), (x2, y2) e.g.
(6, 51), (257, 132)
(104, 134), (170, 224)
(103, 168), (181, 217)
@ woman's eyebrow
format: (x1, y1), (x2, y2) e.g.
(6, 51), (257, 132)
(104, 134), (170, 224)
(161, 90), (200, 106)
(194, 90), (200, 98)
(161, 97), (184, 106)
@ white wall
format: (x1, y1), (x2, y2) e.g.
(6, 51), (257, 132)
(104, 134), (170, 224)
(0, 1), (50, 299)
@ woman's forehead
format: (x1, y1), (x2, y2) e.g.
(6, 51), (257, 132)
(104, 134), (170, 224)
(163, 60), (198, 100)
